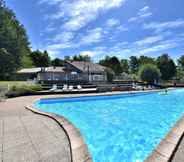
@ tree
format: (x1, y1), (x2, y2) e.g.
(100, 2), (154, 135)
(0, 1), (32, 79)
(0, 48), (16, 80)
(72, 55), (91, 62)
(138, 64), (161, 84)
(121, 59), (129, 73)
(105, 68), (114, 82)
(30, 50), (51, 67)
(138, 56), (155, 65)
(99, 56), (123, 75)
(51, 58), (64, 66)
(64, 56), (71, 61)
(157, 54), (176, 80)
(178, 55), (184, 71)
(129, 56), (139, 74)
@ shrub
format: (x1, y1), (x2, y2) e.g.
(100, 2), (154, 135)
(6, 84), (42, 97)
(138, 64), (161, 84)
(0, 87), (7, 101)
(106, 68), (114, 82)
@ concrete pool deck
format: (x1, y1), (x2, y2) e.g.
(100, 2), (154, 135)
(0, 90), (184, 162)
(0, 95), (72, 162)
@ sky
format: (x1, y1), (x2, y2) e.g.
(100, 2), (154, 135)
(5, 0), (184, 61)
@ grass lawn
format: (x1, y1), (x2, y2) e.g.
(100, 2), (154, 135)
(0, 81), (34, 88)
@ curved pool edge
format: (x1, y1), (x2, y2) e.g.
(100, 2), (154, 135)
(145, 114), (184, 162)
(25, 105), (92, 162)
(26, 88), (184, 162)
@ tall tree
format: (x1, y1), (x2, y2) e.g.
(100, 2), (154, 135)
(121, 59), (129, 73)
(157, 54), (176, 80)
(72, 55), (91, 62)
(0, 48), (16, 79)
(129, 56), (139, 74)
(178, 55), (184, 71)
(138, 64), (161, 84)
(30, 50), (51, 67)
(0, 1), (32, 79)
(138, 56), (155, 65)
(51, 58), (64, 66)
(99, 56), (123, 75)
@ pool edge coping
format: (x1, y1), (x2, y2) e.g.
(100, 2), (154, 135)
(26, 88), (184, 162)
(145, 115), (184, 162)
(25, 105), (92, 162)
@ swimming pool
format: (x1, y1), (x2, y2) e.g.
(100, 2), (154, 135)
(35, 89), (184, 162)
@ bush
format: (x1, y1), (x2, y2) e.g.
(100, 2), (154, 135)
(6, 84), (42, 97)
(138, 64), (161, 84)
(0, 87), (7, 101)
(106, 68), (114, 82)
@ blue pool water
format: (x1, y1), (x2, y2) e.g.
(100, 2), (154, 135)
(35, 89), (184, 162)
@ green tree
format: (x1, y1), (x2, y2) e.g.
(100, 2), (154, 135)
(129, 56), (139, 74)
(99, 56), (123, 75)
(105, 68), (114, 82)
(64, 56), (71, 61)
(138, 56), (155, 65)
(51, 58), (64, 66)
(178, 55), (184, 71)
(72, 55), (91, 62)
(157, 54), (176, 80)
(138, 64), (161, 84)
(30, 50), (51, 67)
(121, 59), (129, 73)
(0, 48), (16, 80)
(0, 1), (32, 79)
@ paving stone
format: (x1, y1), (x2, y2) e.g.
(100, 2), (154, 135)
(0, 96), (71, 162)
(3, 142), (39, 162)
(171, 135), (184, 162)
(41, 152), (71, 162)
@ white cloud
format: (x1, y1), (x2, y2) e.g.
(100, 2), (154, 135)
(106, 18), (120, 27)
(139, 6), (149, 12)
(39, 0), (64, 5)
(40, 0), (126, 31)
(44, 25), (56, 32)
(128, 17), (139, 22)
(138, 43), (177, 55)
(53, 32), (74, 43)
(128, 6), (152, 22)
(116, 25), (128, 31)
(135, 36), (163, 46)
(79, 27), (103, 45)
(80, 51), (97, 57)
(143, 19), (184, 32)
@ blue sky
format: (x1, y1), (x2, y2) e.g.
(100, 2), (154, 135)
(6, 0), (184, 61)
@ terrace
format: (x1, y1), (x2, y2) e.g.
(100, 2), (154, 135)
(0, 91), (184, 162)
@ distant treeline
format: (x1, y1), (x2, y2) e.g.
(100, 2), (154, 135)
(1, 0), (184, 83)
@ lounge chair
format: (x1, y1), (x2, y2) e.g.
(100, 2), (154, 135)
(49, 84), (57, 91)
(77, 85), (82, 90)
(62, 84), (68, 91)
(68, 85), (74, 91)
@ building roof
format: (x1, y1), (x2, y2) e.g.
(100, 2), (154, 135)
(45, 67), (65, 72)
(17, 67), (41, 74)
(17, 67), (65, 74)
(67, 61), (106, 73)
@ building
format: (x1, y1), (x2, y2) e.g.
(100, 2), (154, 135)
(17, 61), (108, 84)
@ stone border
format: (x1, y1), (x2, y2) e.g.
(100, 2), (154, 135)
(145, 115), (184, 162)
(26, 105), (92, 162)
(26, 88), (184, 162)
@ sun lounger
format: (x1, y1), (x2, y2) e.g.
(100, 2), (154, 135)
(49, 84), (57, 91)
(68, 85), (74, 91)
(62, 84), (68, 91)
(77, 85), (82, 90)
